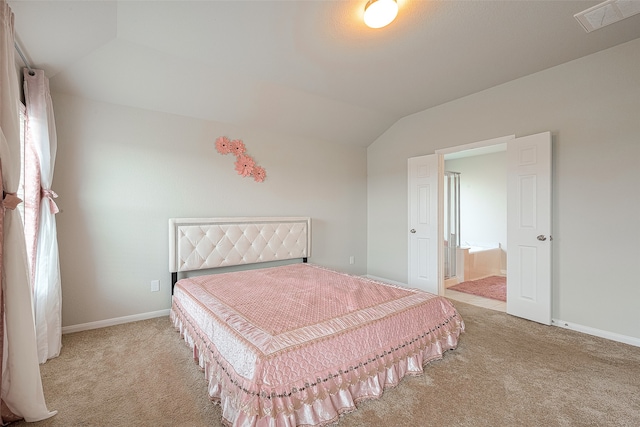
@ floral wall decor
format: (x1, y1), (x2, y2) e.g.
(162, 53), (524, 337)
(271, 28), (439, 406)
(215, 136), (266, 183)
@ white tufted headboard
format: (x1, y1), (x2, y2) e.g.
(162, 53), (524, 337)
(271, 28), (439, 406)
(169, 217), (311, 290)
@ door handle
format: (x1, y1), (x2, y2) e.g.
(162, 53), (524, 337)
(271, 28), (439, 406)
(410, 229), (416, 234)
(537, 235), (547, 241)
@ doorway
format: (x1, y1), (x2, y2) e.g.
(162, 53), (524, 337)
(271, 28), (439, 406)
(441, 147), (507, 312)
(409, 132), (552, 324)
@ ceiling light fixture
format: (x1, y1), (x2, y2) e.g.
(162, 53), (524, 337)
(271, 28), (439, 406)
(364, 0), (398, 29)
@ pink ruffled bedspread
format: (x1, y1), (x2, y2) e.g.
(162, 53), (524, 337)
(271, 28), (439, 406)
(171, 263), (464, 427)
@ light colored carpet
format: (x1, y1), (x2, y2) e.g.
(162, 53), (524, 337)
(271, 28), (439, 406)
(12, 301), (640, 427)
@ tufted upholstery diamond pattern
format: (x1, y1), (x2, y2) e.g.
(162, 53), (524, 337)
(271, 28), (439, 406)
(169, 218), (310, 272)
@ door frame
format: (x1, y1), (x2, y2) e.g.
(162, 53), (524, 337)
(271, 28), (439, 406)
(434, 135), (515, 296)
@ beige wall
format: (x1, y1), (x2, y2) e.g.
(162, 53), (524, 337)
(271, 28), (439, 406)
(367, 38), (640, 340)
(445, 151), (507, 251)
(52, 94), (368, 327)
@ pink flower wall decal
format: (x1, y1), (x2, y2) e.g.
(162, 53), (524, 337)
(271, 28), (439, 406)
(230, 139), (246, 156)
(215, 136), (231, 154)
(235, 154), (255, 177)
(253, 166), (266, 183)
(215, 135), (266, 182)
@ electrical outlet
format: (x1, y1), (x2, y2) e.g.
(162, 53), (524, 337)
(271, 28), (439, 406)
(151, 280), (160, 292)
(349, 256), (355, 265)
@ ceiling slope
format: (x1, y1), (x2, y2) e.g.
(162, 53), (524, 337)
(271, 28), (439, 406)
(9, 0), (640, 146)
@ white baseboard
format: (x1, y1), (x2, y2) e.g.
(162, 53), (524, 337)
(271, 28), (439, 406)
(61, 292), (640, 350)
(365, 274), (408, 287)
(62, 309), (171, 334)
(551, 318), (640, 348)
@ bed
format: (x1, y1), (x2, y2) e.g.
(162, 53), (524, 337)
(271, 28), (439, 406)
(169, 217), (464, 427)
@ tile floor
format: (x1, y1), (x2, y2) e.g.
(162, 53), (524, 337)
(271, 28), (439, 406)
(444, 288), (506, 312)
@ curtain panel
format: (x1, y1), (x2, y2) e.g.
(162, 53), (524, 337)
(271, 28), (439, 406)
(0, 0), (56, 422)
(23, 69), (62, 363)
(0, 162), (20, 425)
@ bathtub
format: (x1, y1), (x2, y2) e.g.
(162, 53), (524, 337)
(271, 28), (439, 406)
(456, 242), (504, 282)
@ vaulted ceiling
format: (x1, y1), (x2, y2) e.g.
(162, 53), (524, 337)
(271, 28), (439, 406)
(9, 1), (640, 146)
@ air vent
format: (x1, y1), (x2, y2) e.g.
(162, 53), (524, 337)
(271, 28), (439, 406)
(574, 0), (640, 32)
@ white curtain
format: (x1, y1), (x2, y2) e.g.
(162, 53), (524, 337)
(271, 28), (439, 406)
(0, 0), (56, 422)
(24, 69), (62, 363)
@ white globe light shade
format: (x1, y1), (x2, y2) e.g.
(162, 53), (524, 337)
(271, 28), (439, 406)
(364, 0), (399, 29)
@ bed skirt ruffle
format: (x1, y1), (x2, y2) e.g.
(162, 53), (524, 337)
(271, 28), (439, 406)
(171, 303), (464, 427)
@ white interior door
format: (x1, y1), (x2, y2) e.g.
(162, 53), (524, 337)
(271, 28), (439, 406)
(408, 154), (439, 294)
(506, 132), (552, 325)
